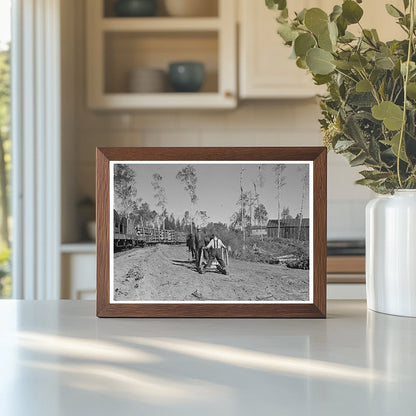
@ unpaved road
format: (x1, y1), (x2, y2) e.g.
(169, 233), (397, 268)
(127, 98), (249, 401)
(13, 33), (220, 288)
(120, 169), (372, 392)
(114, 244), (309, 302)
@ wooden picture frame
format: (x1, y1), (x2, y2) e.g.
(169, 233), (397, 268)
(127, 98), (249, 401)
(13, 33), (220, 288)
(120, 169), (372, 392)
(96, 147), (327, 318)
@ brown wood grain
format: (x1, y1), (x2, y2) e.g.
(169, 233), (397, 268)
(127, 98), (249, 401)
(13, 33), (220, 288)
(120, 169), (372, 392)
(96, 147), (327, 318)
(327, 256), (365, 274)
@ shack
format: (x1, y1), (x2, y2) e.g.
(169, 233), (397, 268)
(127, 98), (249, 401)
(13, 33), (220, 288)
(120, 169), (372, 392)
(266, 218), (309, 241)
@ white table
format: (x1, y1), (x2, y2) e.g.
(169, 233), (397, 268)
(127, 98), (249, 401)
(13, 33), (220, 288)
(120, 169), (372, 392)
(0, 300), (415, 415)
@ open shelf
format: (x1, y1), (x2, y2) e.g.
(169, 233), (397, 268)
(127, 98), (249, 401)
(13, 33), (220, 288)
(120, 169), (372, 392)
(87, 0), (236, 109)
(103, 0), (219, 18)
(104, 31), (218, 94)
(91, 92), (234, 109)
(101, 17), (221, 32)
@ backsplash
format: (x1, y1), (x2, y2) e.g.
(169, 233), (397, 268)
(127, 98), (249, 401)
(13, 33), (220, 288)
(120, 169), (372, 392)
(72, 101), (373, 241)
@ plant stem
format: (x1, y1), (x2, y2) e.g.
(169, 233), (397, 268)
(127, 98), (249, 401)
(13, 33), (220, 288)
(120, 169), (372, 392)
(397, 0), (415, 188)
(334, 68), (358, 84)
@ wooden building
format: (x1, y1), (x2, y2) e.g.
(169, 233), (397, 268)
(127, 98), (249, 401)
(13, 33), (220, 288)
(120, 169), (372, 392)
(250, 225), (268, 237)
(266, 218), (309, 241)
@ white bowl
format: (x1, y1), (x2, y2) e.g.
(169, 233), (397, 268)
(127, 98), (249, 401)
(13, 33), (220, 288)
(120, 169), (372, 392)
(128, 68), (167, 93)
(164, 0), (218, 17)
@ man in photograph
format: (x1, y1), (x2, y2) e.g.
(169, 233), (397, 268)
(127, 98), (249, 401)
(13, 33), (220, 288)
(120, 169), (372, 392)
(194, 227), (210, 274)
(202, 233), (228, 275)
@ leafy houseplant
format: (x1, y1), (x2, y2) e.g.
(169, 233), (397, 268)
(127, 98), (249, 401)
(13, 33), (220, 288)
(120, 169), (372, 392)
(266, 0), (416, 194)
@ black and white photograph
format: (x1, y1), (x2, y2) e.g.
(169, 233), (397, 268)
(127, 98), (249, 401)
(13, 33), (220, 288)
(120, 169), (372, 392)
(110, 161), (312, 303)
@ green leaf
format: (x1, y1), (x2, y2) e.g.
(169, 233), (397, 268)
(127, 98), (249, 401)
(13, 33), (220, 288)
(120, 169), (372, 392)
(371, 29), (380, 42)
(328, 21), (338, 44)
(350, 152), (367, 167)
(339, 31), (356, 43)
(296, 57), (308, 69)
(266, 0), (287, 11)
(369, 136), (382, 163)
(363, 29), (376, 46)
(294, 33), (316, 58)
(304, 8), (329, 35)
(360, 170), (391, 181)
(334, 140), (355, 151)
(313, 74), (332, 85)
(350, 54), (368, 70)
(296, 8), (307, 23)
(330, 5), (342, 22)
(306, 48), (335, 75)
(407, 82), (416, 99)
(333, 60), (352, 70)
(385, 4), (404, 18)
(336, 15), (348, 36)
(318, 27), (334, 52)
(344, 114), (367, 147)
(342, 0), (364, 24)
(401, 61), (416, 76)
(356, 79), (372, 92)
(382, 132), (409, 162)
(372, 101), (404, 131)
(277, 23), (298, 43)
(355, 178), (377, 186)
(375, 55), (395, 70)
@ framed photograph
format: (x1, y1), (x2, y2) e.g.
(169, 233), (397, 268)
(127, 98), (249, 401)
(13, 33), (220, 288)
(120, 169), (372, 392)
(96, 147), (327, 317)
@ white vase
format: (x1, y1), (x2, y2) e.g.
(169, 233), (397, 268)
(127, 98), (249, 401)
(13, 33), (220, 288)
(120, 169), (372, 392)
(366, 190), (416, 317)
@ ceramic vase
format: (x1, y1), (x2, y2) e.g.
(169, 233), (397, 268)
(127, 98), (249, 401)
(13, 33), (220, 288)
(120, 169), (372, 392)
(366, 190), (416, 317)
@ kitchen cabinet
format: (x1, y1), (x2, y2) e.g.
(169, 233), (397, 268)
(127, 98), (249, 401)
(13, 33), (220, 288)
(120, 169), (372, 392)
(86, 0), (237, 109)
(61, 245), (96, 300)
(238, 0), (404, 99)
(239, 0), (325, 99)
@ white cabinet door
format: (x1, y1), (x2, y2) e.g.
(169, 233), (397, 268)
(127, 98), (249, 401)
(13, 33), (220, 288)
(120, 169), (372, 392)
(239, 0), (325, 99)
(238, 0), (403, 99)
(62, 253), (96, 300)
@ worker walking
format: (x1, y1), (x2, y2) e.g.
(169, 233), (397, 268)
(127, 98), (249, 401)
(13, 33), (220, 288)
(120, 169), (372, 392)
(194, 227), (207, 274)
(202, 234), (227, 275)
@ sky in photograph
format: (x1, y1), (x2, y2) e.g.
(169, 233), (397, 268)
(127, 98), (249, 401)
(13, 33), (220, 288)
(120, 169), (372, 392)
(120, 162), (310, 225)
(0, 0), (11, 49)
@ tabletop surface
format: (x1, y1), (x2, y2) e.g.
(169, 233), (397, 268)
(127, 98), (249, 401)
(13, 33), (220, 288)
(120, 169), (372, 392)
(0, 300), (415, 416)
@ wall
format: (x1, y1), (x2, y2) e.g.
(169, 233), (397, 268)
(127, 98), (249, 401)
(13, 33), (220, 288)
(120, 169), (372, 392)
(61, 0), (374, 243)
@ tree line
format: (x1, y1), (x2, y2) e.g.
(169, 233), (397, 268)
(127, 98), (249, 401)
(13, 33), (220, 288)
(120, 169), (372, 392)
(114, 163), (203, 232)
(114, 163), (308, 240)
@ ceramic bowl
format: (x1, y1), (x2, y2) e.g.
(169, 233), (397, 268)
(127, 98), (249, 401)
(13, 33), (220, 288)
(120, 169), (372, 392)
(168, 62), (205, 92)
(128, 68), (167, 93)
(114, 0), (158, 17)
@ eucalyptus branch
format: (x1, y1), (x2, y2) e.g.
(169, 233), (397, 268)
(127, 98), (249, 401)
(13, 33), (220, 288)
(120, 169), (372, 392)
(359, 69), (381, 104)
(334, 68), (358, 84)
(397, 0), (415, 188)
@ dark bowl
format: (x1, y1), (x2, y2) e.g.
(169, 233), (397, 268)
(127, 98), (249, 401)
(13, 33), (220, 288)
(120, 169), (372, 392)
(114, 0), (158, 17)
(168, 62), (205, 93)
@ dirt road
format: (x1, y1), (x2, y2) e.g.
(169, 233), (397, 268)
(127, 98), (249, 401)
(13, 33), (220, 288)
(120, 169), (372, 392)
(114, 244), (309, 302)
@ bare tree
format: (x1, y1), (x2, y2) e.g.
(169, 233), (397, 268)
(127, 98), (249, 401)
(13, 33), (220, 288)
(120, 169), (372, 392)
(254, 203), (268, 228)
(151, 173), (167, 229)
(195, 210), (210, 227)
(114, 164), (137, 218)
(273, 165), (287, 238)
(176, 165), (198, 233)
(297, 165), (309, 240)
